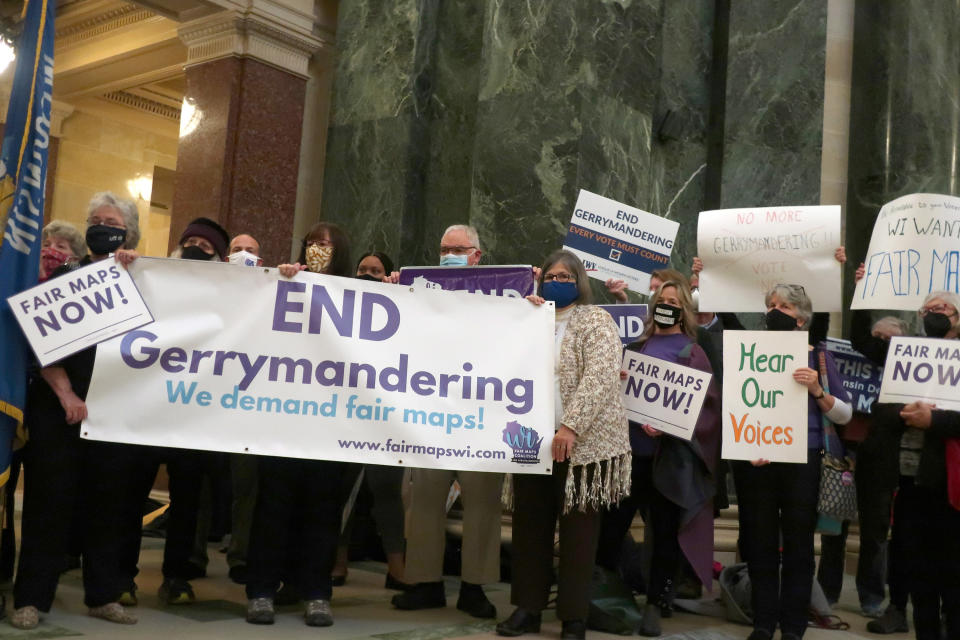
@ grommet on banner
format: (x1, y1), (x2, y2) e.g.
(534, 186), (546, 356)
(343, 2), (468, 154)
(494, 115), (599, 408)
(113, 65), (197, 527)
(83, 431), (88, 437)
(244, 447), (249, 452)
(398, 460), (403, 464)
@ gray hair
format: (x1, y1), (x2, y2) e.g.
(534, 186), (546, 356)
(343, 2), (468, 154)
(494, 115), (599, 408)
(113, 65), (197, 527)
(42, 220), (86, 259)
(922, 290), (960, 334)
(442, 224), (481, 250)
(764, 284), (813, 328)
(86, 191), (140, 250)
(872, 316), (908, 337)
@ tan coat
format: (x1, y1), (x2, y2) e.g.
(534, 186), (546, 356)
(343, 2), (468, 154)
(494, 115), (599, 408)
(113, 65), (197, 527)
(557, 304), (632, 511)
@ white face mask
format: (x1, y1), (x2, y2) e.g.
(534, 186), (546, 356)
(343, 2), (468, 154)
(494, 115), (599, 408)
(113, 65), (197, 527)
(228, 250), (261, 267)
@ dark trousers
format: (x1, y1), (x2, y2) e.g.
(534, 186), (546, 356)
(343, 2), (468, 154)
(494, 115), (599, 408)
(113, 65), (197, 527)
(14, 413), (124, 610)
(596, 455), (682, 603)
(733, 450), (820, 637)
(246, 456), (345, 601)
(116, 444), (209, 584)
(511, 461), (602, 621)
(338, 463), (406, 554)
(892, 477), (960, 640)
(816, 444), (893, 608)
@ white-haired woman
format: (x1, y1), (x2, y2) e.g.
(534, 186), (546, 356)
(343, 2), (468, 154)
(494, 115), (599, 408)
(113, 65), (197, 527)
(732, 284), (852, 640)
(496, 249), (631, 640)
(13, 192), (140, 629)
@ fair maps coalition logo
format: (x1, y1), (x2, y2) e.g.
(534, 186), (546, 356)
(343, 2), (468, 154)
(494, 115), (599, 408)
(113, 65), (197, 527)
(501, 420), (543, 464)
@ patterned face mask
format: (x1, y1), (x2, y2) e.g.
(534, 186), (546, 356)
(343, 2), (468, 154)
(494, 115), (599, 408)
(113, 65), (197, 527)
(306, 244), (334, 273)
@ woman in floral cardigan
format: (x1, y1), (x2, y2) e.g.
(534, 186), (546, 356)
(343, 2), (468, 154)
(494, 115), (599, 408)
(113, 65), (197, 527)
(497, 249), (631, 640)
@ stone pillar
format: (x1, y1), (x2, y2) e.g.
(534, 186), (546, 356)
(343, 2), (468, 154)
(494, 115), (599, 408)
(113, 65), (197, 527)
(172, 11), (325, 266)
(844, 0), (960, 306)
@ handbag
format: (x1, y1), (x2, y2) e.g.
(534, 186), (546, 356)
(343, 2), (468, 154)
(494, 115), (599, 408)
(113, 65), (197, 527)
(815, 351), (858, 533)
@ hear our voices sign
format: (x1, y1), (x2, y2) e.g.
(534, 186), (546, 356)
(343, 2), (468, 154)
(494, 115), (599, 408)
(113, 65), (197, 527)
(853, 193), (960, 311)
(82, 258), (555, 474)
(722, 331), (809, 463)
(6, 261), (154, 366)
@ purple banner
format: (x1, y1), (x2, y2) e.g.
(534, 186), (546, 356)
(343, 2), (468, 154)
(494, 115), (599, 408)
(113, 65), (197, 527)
(823, 337), (883, 414)
(398, 265), (535, 298)
(598, 304), (648, 345)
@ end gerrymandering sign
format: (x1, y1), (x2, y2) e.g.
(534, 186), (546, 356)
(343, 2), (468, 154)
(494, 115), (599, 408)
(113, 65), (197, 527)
(562, 189), (679, 293)
(852, 193), (960, 311)
(697, 206), (842, 312)
(6, 261), (154, 366)
(722, 330), (809, 463)
(81, 258), (555, 474)
(878, 336), (960, 411)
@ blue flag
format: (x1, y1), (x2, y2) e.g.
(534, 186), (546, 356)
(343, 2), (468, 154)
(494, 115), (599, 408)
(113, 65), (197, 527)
(0, 0), (56, 487)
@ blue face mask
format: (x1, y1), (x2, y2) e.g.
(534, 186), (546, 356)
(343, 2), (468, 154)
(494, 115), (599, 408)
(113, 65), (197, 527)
(439, 253), (469, 267)
(541, 281), (579, 308)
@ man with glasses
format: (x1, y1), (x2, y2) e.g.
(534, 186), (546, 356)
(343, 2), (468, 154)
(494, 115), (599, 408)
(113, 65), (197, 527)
(391, 224), (502, 619)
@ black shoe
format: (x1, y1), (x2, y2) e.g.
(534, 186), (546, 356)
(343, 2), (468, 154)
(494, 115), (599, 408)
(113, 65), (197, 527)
(457, 582), (496, 619)
(228, 565), (248, 585)
(639, 603), (661, 637)
(867, 605), (908, 634)
(496, 608), (541, 636)
(158, 578), (195, 605)
(331, 574), (347, 587)
(384, 573), (412, 591)
(391, 581), (446, 610)
(746, 630), (772, 640)
(781, 634), (802, 640)
(561, 619), (586, 640)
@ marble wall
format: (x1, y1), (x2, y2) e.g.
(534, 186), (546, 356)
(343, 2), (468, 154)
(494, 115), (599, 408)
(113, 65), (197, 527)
(321, 0), (828, 298)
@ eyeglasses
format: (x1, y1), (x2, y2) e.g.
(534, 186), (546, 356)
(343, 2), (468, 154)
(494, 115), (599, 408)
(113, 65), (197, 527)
(544, 273), (576, 283)
(920, 304), (958, 317)
(439, 245), (476, 255)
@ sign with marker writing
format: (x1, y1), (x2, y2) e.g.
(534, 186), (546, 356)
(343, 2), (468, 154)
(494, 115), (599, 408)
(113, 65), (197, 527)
(697, 206), (841, 312)
(82, 258), (555, 474)
(598, 304), (648, 345)
(852, 193), (960, 311)
(562, 189), (679, 292)
(620, 351), (712, 441)
(878, 336), (960, 411)
(6, 261), (154, 366)
(722, 330), (808, 463)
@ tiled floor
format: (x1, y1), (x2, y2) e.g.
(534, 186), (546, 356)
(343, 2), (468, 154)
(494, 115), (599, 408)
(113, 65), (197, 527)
(0, 541), (912, 640)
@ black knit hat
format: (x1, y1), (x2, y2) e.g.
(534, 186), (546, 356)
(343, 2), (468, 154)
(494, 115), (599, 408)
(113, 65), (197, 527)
(179, 217), (229, 260)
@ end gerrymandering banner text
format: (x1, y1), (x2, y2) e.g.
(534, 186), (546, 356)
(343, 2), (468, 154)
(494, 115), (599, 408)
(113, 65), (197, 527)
(82, 258), (555, 474)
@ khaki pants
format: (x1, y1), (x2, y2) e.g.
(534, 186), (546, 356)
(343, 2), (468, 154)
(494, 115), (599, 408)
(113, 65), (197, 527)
(404, 468), (503, 584)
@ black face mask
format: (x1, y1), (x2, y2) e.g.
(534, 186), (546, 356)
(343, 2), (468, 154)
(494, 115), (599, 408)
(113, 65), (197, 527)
(181, 245), (216, 261)
(923, 312), (953, 338)
(766, 308), (798, 332)
(356, 273), (382, 282)
(653, 303), (683, 329)
(86, 224), (126, 255)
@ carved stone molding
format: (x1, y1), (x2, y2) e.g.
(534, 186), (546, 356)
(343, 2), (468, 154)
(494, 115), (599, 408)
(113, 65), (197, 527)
(55, 3), (156, 48)
(178, 11), (326, 78)
(102, 90), (181, 121)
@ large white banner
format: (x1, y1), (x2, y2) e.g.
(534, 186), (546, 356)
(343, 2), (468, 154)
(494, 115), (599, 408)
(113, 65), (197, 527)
(82, 258), (555, 474)
(562, 189), (679, 293)
(878, 336), (960, 411)
(6, 261), (153, 366)
(852, 193), (960, 311)
(697, 206), (842, 312)
(721, 330), (809, 463)
(620, 351), (712, 441)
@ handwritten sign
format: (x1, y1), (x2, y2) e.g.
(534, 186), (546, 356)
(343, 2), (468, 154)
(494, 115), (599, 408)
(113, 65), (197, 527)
(562, 189), (679, 292)
(852, 193), (960, 311)
(823, 338), (883, 413)
(878, 336), (960, 411)
(620, 351), (712, 441)
(598, 304), (648, 345)
(697, 206), (841, 312)
(722, 330), (808, 463)
(6, 261), (153, 366)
